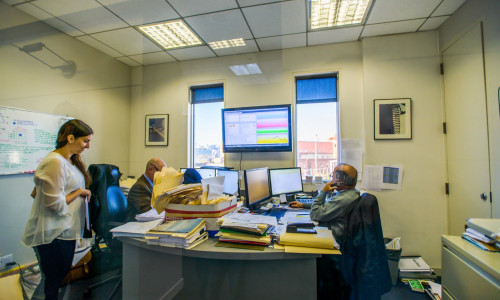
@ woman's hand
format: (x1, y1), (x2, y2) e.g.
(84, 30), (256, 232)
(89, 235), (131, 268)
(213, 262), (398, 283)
(79, 188), (91, 199)
(66, 188), (91, 204)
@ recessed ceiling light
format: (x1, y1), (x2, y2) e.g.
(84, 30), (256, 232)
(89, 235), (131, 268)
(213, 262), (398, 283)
(310, 0), (371, 29)
(209, 38), (246, 50)
(229, 63), (262, 76)
(138, 20), (202, 50)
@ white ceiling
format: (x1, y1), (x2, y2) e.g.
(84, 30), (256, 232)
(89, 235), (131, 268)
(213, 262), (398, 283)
(3, 0), (466, 67)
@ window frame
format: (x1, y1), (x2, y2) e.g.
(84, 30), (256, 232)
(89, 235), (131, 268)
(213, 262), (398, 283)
(188, 83), (224, 168)
(294, 72), (340, 180)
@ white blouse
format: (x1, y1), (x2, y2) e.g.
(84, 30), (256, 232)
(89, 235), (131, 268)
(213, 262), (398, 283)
(22, 152), (86, 247)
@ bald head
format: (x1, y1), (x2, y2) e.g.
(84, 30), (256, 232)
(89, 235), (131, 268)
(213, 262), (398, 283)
(333, 163), (358, 188)
(145, 158), (166, 181)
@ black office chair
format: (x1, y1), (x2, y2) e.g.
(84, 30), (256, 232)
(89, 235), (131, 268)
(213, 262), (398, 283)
(340, 193), (392, 300)
(84, 164), (128, 299)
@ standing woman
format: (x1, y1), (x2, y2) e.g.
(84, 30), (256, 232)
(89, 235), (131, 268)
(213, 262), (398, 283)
(22, 119), (93, 300)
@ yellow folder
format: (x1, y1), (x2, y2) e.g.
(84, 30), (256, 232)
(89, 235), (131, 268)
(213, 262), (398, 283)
(279, 228), (336, 249)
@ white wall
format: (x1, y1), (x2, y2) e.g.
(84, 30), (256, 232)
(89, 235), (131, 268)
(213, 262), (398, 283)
(439, 0), (500, 218)
(0, 3), (132, 265)
(130, 33), (447, 266)
(362, 31), (447, 265)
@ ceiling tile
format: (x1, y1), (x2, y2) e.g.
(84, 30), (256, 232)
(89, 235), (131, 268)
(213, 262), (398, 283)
(129, 51), (177, 65)
(116, 56), (141, 67)
(33, 0), (101, 16)
(362, 19), (425, 38)
(100, 0), (180, 26)
(242, 0), (306, 38)
(185, 9), (252, 43)
(57, 7), (128, 34)
(167, 0), (238, 17)
(366, 0), (442, 24)
(16, 3), (85, 36)
(419, 16), (449, 31)
(308, 26), (362, 45)
(256, 33), (306, 51)
(432, 0), (466, 16)
(16, 3), (53, 20)
(237, 0), (284, 7)
(212, 39), (259, 56)
(167, 45), (216, 61)
(3, 0), (25, 4)
(76, 35), (124, 57)
(90, 27), (162, 55)
(43, 17), (85, 37)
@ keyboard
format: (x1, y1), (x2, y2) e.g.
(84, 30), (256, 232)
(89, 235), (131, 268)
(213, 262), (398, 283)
(296, 198), (313, 204)
(262, 207), (287, 220)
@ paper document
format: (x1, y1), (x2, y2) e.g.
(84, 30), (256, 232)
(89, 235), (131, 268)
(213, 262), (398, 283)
(340, 138), (363, 178)
(110, 219), (164, 238)
(361, 165), (403, 191)
(202, 176), (225, 200)
(222, 212), (278, 226)
(136, 208), (165, 222)
(85, 197), (90, 231)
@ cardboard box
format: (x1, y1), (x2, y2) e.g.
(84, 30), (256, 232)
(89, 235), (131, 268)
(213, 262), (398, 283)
(164, 197), (237, 218)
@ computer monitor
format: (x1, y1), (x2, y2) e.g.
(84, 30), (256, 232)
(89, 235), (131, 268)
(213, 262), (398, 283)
(179, 168), (216, 179)
(217, 169), (239, 196)
(269, 167), (303, 197)
(243, 167), (271, 211)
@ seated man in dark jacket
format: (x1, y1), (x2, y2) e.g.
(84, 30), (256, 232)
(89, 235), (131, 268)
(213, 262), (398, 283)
(126, 158), (166, 221)
(290, 163), (391, 300)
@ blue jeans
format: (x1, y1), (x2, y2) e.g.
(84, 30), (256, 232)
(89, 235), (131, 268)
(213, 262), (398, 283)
(34, 239), (76, 300)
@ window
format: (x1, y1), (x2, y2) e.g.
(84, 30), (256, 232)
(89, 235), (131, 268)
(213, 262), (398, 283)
(190, 84), (224, 167)
(295, 74), (339, 180)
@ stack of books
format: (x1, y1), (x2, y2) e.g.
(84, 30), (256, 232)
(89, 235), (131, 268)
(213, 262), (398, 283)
(145, 218), (208, 249)
(462, 218), (500, 252)
(398, 257), (436, 280)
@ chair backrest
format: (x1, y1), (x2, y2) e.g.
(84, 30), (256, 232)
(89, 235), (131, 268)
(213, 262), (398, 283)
(341, 193), (392, 297)
(88, 164), (127, 240)
(106, 185), (128, 222)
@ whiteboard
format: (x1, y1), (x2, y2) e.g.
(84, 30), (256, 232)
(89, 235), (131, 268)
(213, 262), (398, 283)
(0, 106), (72, 175)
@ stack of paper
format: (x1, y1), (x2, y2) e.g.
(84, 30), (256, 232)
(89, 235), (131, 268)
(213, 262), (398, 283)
(463, 218), (500, 252)
(135, 208), (165, 222)
(110, 219), (164, 238)
(145, 218), (208, 249)
(399, 257), (432, 279)
(152, 184), (203, 212)
(215, 213), (277, 249)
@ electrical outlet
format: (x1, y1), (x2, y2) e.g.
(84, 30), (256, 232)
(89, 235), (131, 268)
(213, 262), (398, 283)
(0, 254), (14, 270)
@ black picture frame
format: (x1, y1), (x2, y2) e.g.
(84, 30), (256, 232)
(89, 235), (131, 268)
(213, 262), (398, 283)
(374, 98), (412, 140)
(145, 114), (168, 146)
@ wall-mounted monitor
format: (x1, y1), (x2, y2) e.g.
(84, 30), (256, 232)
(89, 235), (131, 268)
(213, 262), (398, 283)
(243, 167), (271, 211)
(269, 167), (303, 196)
(217, 169), (240, 196)
(222, 104), (292, 153)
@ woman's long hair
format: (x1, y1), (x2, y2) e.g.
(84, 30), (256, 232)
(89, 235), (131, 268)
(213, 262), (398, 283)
(56, 119), (93, 187)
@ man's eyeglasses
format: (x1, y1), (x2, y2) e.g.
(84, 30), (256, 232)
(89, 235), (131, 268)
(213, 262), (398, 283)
(150, 164), (160, 172)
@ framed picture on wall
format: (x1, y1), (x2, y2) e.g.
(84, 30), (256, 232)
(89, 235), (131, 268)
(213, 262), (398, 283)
(374, 98), (412, 140)
(145, 114), (168, 146)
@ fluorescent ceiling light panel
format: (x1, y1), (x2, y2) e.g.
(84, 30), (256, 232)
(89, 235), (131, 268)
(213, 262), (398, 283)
(229, 63), (262, 76)
(209, 38), (246, 49)
(138, 20), (202, 49)
(310, 0), (371, 29)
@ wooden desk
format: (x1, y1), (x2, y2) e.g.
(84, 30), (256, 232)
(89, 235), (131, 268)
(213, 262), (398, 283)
(119, 237), (321, 300)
